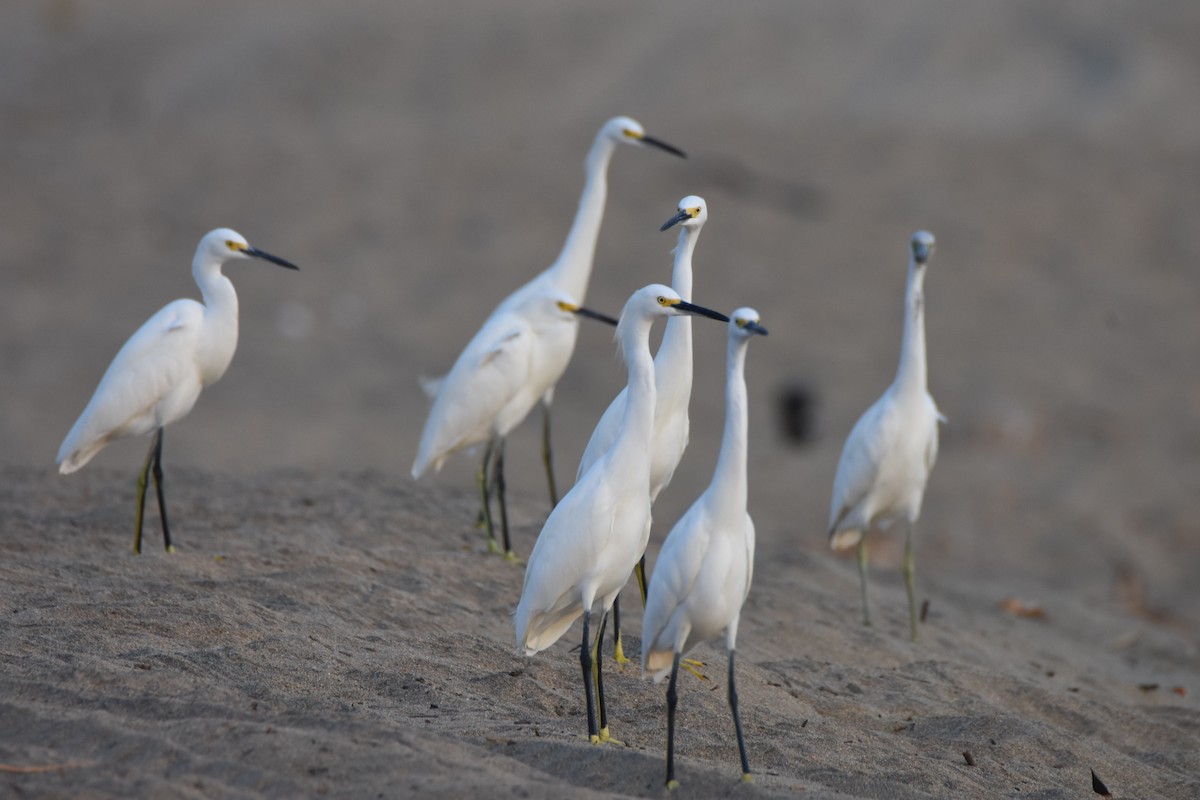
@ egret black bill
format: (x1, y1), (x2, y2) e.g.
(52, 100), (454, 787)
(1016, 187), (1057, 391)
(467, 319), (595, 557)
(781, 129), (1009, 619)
(245, 246), (300, 270)
(558, 300), (619, 327)
(659, 209), (692, 232)
(574, 306), (619, 327)
(673, 299), (729, 323)
(641, 135), (686, 159)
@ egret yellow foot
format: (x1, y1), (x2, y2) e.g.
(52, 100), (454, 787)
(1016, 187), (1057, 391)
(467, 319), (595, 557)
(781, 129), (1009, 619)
(741, 773), (755, 784)
(667, 779), (680, 791)
(597, 726), (624, 745)
(504, 550), (524, 565)
(682, 659), (708, 681)
(486, 538), (502, 555)
(589, 734), (601, 745)
(613, 636), (630, 667)
(166, 544), (177, 554)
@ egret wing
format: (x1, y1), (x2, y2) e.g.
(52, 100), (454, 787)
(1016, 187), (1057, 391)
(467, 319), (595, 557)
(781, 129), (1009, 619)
(57, 300), (204, 473)
(828, 396), (894, 534)
(515, 464), (624, 652)
(642, 503), (710, 666)
(413, 313), (536, 474)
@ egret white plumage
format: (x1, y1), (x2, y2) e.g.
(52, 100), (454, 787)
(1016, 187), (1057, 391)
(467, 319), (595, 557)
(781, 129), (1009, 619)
(828, 230), (943, 640)
(514, 285), (727, 744)
(412, 116), (685, 559)
(575, 195), (709, 662)
(642, 308), (766, 788)
(56, 228), (299, 553)
(412, 290), (615, 558)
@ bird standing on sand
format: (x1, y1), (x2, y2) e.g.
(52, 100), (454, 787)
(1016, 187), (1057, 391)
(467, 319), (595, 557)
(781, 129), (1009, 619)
(642, 308), (766, 789)
(576, 195), (710, 663)
(515, 285), (727, 745)
(56, 228), (299, 553)
(412, 116), (685, 559)
(411, 289), (614, 559)
(828, 230), (943, 640)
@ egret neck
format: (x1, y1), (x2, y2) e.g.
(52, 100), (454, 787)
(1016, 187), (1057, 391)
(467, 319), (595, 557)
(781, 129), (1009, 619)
(547, 132), (616, 304)
(608, 310), (659, 493)
(707, 328), (750, 516)
(194, 250), (239, 387)
(893, 257), (928, 400)
(654, 222), (700, 412)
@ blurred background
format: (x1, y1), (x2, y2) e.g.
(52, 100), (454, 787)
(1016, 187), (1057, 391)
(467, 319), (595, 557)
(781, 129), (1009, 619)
(2, 1), (1198, 627)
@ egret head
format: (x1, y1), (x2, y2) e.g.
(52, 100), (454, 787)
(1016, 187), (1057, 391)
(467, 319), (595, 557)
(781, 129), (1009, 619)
(199, 228), (299, 270)
(730, 307), (769, 339)
(625, 284), (728, 323)
(603, 116), (686, 158)
(911, 230), (936, 266)
(660, 195), (708, 232)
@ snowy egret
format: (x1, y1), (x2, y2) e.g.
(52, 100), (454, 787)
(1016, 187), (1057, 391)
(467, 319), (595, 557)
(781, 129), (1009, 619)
(642, 308), (766, 788)
(412, 290), (615, 558)
(56, 228), (299, 554)
(412, 116), (685, 558)
(514, 285), (727, 745)
(828, 230), (943, 640)
(575, 196), (709, 663)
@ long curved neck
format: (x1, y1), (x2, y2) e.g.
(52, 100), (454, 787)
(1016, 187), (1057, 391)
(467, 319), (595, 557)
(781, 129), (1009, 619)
(708, 335), (749, 515)
(893, 259), (928, 397)
(546, 134), (616, 303)
(654, 225), (699, 392)
(194, 255), (238, 322)
(609, 314), (657, 478)
(193, 255), (239, 379)
(668, 225), (698, 302)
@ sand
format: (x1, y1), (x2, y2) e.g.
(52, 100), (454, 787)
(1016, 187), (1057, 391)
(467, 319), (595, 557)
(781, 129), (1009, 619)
(2, 1), (1198, 798)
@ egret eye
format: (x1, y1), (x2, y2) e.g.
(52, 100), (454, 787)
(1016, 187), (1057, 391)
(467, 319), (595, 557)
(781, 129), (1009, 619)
(736, 318), (748, 328)
(657, 296), (670, 306)
(225, 240), (242, 252)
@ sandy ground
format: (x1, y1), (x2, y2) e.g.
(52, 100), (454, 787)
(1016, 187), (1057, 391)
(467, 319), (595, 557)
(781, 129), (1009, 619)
(2, 1), (1199, 798)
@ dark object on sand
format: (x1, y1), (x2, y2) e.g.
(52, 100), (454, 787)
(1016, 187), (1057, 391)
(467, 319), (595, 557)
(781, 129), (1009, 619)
(777, 382), (816, 445)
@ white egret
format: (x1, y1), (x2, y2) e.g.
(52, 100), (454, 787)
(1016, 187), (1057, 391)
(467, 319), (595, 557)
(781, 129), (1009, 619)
(575, 195), (709, 662)
(412, 290), (615, 558)
(412, 116), (685, 558)
(56, 228), (299, 553)
(514, 285), (727, 745)
(828, 230), (943, 640)
(642, 308), (766, 789)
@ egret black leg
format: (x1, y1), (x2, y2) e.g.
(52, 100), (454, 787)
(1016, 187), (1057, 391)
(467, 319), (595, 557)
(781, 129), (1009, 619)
(611, 594), (629, 665)
(728, 649), (751, 781)
(133, 431), (158, 555)
(665, 651), (682, 788)
(612, 555), (648, 665)
(494, 438), (515, 561)
(580, 610), (599, 742)
(541, 402), (558, 508)
(476, 439), (499, 554)
(595, 611), (610, 739)
(904, 519), (918, 641)
(150, 427), (173, 552)
(635, 554), (648, 606)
